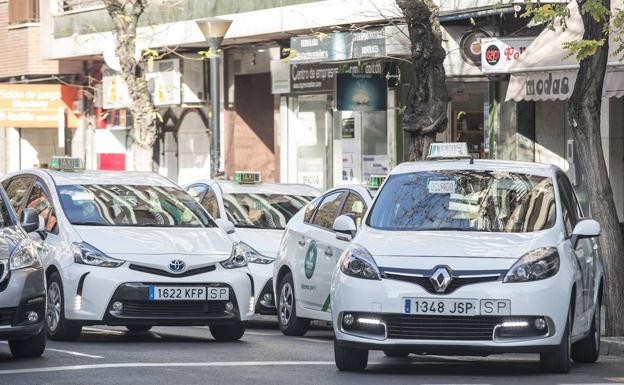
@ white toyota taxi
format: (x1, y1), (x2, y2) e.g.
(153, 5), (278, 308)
(273, 183), (374, 335)
(330, 143), (603, 373)
(1, 158), (254, 341)
(185, 172), (319, 315)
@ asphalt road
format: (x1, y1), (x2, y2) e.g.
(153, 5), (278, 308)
(1, 321), (623, 385)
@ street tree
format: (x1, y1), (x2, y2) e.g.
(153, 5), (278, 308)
(521, 0), (624, 335)
(395, 0), (448, 160)
(102, 0), (157, 171)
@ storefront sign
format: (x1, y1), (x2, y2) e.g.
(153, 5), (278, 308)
(270, 60), (291, 94)
(525, 72), (574, 98)
(290, 61), (385, 94)
(336, 74), (387, 111)
(352, 29), (386, 58)
(480, 37), (535, 74)
(290, 29), (386, 63)
(0, 84), (79, 128)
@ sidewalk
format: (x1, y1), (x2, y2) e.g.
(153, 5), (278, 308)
(601, 337), (624, 357)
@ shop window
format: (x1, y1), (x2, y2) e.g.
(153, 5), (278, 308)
(8, 0), (39, 24)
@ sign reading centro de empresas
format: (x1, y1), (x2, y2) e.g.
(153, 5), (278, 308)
(0, 84), (79, 128)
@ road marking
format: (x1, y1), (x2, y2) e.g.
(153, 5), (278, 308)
(82, 327), (126, 335)
(0, 341), (102, 359)
(0, 361), (335, 375)
(245, 331), (284, 336)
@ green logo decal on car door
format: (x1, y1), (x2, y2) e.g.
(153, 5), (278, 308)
(304, 240), (318, 279)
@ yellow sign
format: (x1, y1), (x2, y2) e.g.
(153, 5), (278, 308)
(0, 84), (79, 128)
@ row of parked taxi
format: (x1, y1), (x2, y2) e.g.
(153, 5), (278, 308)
(0, 143), (605, 373)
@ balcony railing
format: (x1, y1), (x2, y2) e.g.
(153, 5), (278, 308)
(8, 0), (39, 24)
(57, 0), (105, 14)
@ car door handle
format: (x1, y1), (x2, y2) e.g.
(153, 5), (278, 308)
(297, 238), (306, 247)
(324, 247), (333, 257)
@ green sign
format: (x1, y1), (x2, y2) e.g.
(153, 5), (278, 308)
(304, 241), (318, 279)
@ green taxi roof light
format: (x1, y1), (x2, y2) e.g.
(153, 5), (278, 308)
(427, 142), (471, 160)
(49, 156), (84, 171)
(368, 175), (387, 189)
(234, 171), (262, 184)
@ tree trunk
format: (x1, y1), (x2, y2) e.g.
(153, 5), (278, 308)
(396, 0), (448, 160)
(103, 0), (157, 171)
(568, 0), (624, 335)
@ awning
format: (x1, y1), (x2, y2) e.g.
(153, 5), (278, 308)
(505, 0), (624, 102)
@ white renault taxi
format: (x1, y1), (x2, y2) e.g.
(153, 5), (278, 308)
(184, 172), (319, 315)
(273, 183), (374, 335)
(330, 143), (603, 373)
(1, 158), (254, 341)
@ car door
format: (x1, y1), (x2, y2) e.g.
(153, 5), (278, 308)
(22, 179), (60, 268)
(297, 190), (346, 312)
(557, 175), (590, 334)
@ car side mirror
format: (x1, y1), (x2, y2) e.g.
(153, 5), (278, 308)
(333, 215), (357, 242)
(214, 218), (236, 235)
(571, 219), (601, 249)
(20, 208), (39, 233)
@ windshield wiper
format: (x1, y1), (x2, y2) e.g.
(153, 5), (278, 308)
(432, 227), (490, 232)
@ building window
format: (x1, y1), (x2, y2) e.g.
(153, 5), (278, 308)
(8, 0), (39, 25)
(56, 0), (104, 14)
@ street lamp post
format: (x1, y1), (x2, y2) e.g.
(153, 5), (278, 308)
(196, 18), (232, 178)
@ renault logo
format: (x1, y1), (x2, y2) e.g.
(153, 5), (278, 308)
(168, 259), (186, 273)
(430, 266), (452, 293)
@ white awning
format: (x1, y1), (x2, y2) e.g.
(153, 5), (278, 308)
(505, 0), (624, 102)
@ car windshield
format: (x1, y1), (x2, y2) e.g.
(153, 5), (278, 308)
(58, 184), (215, 227)
(368, 170), (556, 233)
(223, 193), (314, 230)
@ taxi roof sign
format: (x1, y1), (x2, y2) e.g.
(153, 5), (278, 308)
(368, 175), (387, 189)
(234, 171), (262, 184)
(427, 142), (471, 160)
(49, 156), (84, 171)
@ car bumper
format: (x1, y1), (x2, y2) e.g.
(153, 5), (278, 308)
(331, 271), (571, 352)
(62, 263), (255, 324)
(248, 262), (276, 315)
(0, 266), (46, 340)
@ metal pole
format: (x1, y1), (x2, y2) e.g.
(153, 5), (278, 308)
(209, 47), (220, 178)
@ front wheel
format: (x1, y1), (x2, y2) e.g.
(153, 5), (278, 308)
(9, 326), (46, 359)
(540, 305), (572, 373)
(334, 339), (368, 371)
(209, 323), (245, 341)
(277, 272), (310, 336)
(46, 272), (82, 341)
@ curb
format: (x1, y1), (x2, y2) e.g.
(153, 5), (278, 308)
(601, 338), (624, 357)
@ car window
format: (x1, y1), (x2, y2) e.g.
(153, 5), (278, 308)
(0, 195), (12, 228)
(557, 177), (578, 237)
(186, 185), (207, 200)
(340, 193), (367, 227)
(368, 171), (557, 233)
(24, 182), (58, 233)
(3, 176), (34, 215)
(222, 192), (310, 229)
(200, 187), (220, 219)
(303, 196), (321, 224)
(57, 184), (215, 228)
(311, 191), (345, 230)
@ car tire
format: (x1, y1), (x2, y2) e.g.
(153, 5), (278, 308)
(209, 323), (245, 341)
(572, 298), (601, 363)
(540, 305), (572, 374)
(334, 339), (368, 371)
(46, 272), (82, 341)
(126, 325), (152, 333)
(383, 349), (410, 358)
(9, 326), (46, 359)
(277, 272), (310, 336)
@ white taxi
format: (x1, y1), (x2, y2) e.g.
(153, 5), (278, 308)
(0, 158), (254, 341)
(184, 172), (319, 315)
(330, 143), (603, 373)
(273, 183), (375, 335)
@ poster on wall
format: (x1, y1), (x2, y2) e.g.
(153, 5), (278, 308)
(336, 74), (387, 111)
(298, 158), (324, 189)
(362, 154), (389, 181)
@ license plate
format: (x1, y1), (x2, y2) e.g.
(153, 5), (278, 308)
(148, 286), (229, 301)
(404, 298), (510, 316)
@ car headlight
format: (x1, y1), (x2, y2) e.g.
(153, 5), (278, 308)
(236, 242), (274, 264)
(9, 242), (40, 270)
(503, 247), (560, 283)
(221, 242), (250, 269)
(72, 242), (124, 268)
(338, 244), (381, 280)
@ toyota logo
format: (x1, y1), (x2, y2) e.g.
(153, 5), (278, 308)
(430, 266), (452, 293)
(168, 259), (186, 273)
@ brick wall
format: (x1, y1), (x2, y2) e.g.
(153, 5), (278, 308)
(0, 2), (82, 79)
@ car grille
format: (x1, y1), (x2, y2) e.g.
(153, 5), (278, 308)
(383, 273), (501, 294)
(0, 308), (15, 326)
(128, 264), (216, 278)
(121, 301), (226, 318)
(383, 314), (503, 341)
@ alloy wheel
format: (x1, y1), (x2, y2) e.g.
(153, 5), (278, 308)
(47, 282), (62, 332)
(279, 282), (294, 326)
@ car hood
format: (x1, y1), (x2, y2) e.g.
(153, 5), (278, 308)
(357, 227), (563, 270)
(234, 228), (284, 257)
(74, 226), (233, 264)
